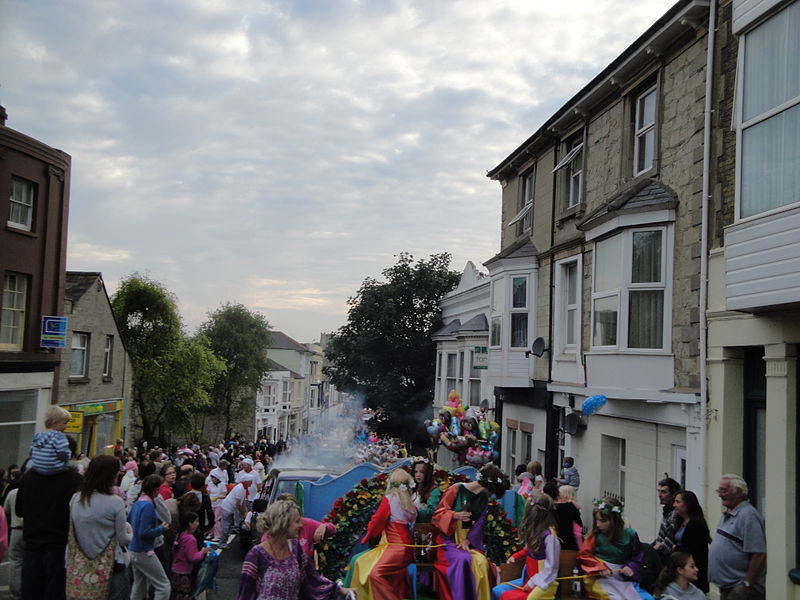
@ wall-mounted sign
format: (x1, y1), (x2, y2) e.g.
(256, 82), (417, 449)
(473, 346), (489, 369)
(65, 411), (83, 433)
(71, 400), (123, 415)
(40, 316), (68, 348)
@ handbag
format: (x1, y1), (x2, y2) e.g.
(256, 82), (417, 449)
(65, 517), (116, 600)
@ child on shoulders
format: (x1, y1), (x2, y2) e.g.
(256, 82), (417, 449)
(29, 405), (72, 475)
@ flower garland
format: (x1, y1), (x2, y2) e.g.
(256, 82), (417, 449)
(315, 467), (520, 580)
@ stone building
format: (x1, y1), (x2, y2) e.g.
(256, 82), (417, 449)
(0, 105), (71, 466)
(486, 0), (713, 540)
(58, 272), (133, 455)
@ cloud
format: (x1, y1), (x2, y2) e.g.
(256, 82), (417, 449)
(1, 0), (676, 340)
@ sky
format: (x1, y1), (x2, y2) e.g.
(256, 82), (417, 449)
(1, 0), (677, 343)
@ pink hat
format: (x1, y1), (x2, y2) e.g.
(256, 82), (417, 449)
(124, 461), (137, 471)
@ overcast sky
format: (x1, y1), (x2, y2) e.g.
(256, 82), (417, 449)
(1, 0), (676, 342)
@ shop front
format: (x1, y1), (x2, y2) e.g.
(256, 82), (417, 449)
(64, 399), (124, 457)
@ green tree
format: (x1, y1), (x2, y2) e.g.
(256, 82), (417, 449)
(325, 253), (460, 443)
(199, 303), (272, 440)
(111, 274), (224, 443)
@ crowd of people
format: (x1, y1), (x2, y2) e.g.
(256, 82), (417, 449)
(0, 403), (767, 600)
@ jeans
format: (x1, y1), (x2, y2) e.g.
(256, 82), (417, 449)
(21, 546), (67, 600)
(130, 551), (171, 600)
(220, 508), (239, 543)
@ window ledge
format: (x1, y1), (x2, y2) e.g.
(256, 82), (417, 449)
(102, 376), (113, 383)
(68, 376), (89, 384)
(556, 203), (585, 225)
(554, 352), (578, 362)
(586, 349), (671, 356)
(5, 224), (37, 238)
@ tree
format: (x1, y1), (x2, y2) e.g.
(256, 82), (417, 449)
(111, 274), (225, 443)
(325, 253), (460, 443)
(199, 303), (272, 440)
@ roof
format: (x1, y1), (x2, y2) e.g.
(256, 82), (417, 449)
(578, 179), (679, 232)
(269, 331), (310, 353)
(459, 313), (489, 333)
(483, 238), (538, 268)
(264, 358), (303, 379)
(65, 272), (101, 303)
(432, 319), (462, 337)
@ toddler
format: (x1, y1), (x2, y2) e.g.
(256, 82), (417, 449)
(29, 405), (72, 474)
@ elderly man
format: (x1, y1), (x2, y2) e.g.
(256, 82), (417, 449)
(652, 476), (681, 560)
(708, 474), (766, 599)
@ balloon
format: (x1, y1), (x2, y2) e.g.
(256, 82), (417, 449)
(581, 394), (607, 416)
(489, 420), (500, 432)
(451, 419), (460, 436)
(427, 423), (441, 436)
(477, 420), (490, 440)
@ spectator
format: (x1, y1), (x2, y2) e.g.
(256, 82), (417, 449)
(218, 479), (253, 549)
(159, 464), (177, 500)
(653, 551), (706, 599)
(172, 464), (194, 499)
(128, 474), (171, 600)
(545, 482), (583, 551)
(652, 476), (681, 561)
(708, 474), (766, 599)
(557, 456), (580, 489)
(4, 482), (24, 599)
(672, 490), (710, 593)
(68, 455), (133, 600)
(28, 405), (71, 475)
(16, 441), (82, 600)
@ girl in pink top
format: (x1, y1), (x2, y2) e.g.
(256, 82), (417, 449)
(170, 511), (210, 600)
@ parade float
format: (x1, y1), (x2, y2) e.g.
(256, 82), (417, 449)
(313, 464), (519, 581)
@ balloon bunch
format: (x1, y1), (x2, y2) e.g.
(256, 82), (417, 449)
(426, 390), (500, 465)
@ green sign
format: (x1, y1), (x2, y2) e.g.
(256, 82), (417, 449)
(473, 346), (488, 369)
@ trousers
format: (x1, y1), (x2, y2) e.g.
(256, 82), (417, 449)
(130, 551), (171, 600)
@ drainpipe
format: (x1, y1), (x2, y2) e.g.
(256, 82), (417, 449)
(699, 0), (717, 504)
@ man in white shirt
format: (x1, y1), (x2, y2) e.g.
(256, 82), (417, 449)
(235, 458), (260, 508)
(218, 479), (252, 549)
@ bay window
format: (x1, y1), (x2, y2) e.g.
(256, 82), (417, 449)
(591, 226), (670, 351)
(510, 276), (529, 348)
(737, 1), (800, 218)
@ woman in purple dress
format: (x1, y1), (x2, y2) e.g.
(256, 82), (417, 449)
(236, 500), (354, 600)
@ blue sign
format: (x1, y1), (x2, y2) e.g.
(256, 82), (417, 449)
(40, 316), (68, 348)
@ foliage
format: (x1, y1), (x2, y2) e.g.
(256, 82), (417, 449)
(112, 274), (225, 443)
(199, 303), (272, 440)
(315, 467), (519, 580)
(324, 253), (460, 443)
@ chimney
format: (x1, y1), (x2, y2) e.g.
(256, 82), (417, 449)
(0, 105), (7, 127)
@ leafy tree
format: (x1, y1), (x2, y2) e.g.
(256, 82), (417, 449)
(325, 253), (460, 443)
(112, 274), (224, 443)
(199, 303), (272, 440)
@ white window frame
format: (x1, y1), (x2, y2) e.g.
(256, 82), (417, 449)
(554, 256), (582, 355)
(490, 278), (504, 349)
(590, 225), (672, 352)
(553, 137), (584, 209)
(735, 2), (800, 221)
(8, 177), (34, 231)
(1, 272), (28, 351)
(509, 275), (529, 349)
(468, 350), (481, 406)
(446, 352), (457, 393)
(508, 168), (534, 233)
(102, 335), (114, 377)
(633, 85), (657, 175)
(70, 332), (90, 378)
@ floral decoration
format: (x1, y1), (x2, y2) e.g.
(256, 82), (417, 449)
(315, 468), (520, 580)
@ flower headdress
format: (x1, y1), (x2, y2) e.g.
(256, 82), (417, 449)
(477, 470), (510, 495)
(389, 480), (415, 491)
(411, 456), (431, 464)
(593, 498), (624, 515)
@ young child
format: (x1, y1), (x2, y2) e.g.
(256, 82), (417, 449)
(494, 493), (562, 600)
(653, 552), (706, 600)
(170, 511), (210, 600)
(347, 468), (418, 600)
(29, 405), (71, 474)
(577, 497), (648, 600)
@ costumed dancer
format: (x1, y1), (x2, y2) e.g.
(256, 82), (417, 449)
(432, 463), (510, 600)
(577, 497), (651, 600)
(348, 469), (418, 600)
(411, 458), (442, 523)
(493, 494), (562, 600)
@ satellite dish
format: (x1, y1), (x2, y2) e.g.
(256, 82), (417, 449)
(563, 413), (586, 436)
(530, 337), (548, 357)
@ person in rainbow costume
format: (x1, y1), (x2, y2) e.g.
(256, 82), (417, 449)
(432, 463), (510, 600)
(577, 497), (652, 600)
(347, 469), (418, 600)
(493, 493), (561, 599)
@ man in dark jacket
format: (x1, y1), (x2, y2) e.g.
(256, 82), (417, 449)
(16, 461), (82, 600)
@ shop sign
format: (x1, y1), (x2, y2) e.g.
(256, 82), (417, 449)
(73, 400), (122, 415)
(473, 346), (489, 369)
(40, 316), (68, 348)
(65, 411), (83, 433)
